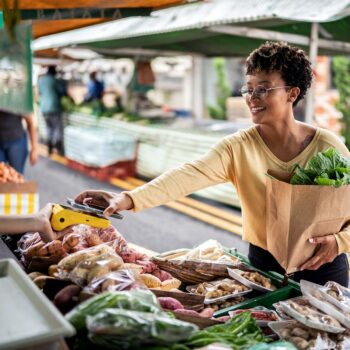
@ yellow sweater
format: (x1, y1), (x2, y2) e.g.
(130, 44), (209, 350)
(126, 126), (350, 254)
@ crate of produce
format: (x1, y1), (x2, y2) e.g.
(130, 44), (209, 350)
(213, 285), (301, 317)
(66, 157), (136, 181)
(64, 126), (137, 167)
(0, 163), (39, 214)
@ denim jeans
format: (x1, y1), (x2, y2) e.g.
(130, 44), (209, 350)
(0, 133), (28, 174)
(248, 243), (349, 287)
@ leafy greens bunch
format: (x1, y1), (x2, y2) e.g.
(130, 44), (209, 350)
(290, 148), (350, 187)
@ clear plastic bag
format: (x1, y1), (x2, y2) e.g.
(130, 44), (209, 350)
(320, 281), (350, 314)
(161, 239), (240, 264)
(279, 296), (344, 333)
(83, 269), (145, 294)
(87, 309), (198, 349)
(57, 244), (124, 287)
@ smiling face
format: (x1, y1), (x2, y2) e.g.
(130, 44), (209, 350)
(244, 70), (297, 125)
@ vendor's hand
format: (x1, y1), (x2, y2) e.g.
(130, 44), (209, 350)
(299, 234), (338, 271)
(30, 147), (38, 166)
(35, 203), (57, 242)
(75, 190), (134, 217)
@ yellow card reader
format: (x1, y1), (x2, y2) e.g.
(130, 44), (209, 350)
(51, 204), (110, 231)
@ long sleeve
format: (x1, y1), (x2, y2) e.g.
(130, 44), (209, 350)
(125, 138), (235, 212)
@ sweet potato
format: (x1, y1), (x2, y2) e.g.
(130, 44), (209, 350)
(158, 297), (184, 311)
(199, 307), (214, 318)
(54, 284), (81, 308)
(153, 269), (173, 282)
(174, 309), (201, 317)
(28, 271), (45, 280)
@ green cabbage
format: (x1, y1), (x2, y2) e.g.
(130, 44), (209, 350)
(290, 148), (350, 187)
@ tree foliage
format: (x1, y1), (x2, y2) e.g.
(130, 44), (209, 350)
(208, 58), (231, 120)
(332, 57), (350, 148)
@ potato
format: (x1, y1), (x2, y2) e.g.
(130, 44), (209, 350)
(48, 265), (58, 277)
(28, 271), (45, 280)
(87, 265), (110, 283)
(139, 274), (161, 288)
(33, 275), (55, 289)
(160, 278), (181, 291)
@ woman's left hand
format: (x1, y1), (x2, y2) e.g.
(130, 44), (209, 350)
(299, 234), (338, 271)
(30, 147), (38, 165)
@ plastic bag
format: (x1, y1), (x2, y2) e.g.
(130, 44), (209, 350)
(163, 240), (240, 264)
(66, 289), (163, 330)
(279, 297), (344, 333)
(57, 244), (124, 286)
(301, 280), (350, 328)
(269, 320), (337, 350)
(320, 281), (350, 313)
(83, 269), (145, 294)
(249, 341), (297, 350)
(87, 309), (198, 349)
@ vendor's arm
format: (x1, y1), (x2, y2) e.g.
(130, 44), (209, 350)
(24, 114), (38, 166)
(0, 204), (56, 242)
(75, 137), (235, 216)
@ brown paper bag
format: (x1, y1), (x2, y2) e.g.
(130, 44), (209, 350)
(266, 170), (350, 273)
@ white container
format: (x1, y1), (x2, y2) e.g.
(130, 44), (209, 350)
(64, 126), (136, 167)
(0, 259), (75, 350)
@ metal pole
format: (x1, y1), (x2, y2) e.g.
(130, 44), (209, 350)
(305, 22), (319, 125)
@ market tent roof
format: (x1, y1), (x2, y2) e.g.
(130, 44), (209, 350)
(33, 0), (350, 56)
(0, 0), (188, 38)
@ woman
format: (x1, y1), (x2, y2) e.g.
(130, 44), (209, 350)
(0, 109), (38, 174)
(75, 42), (350, 286)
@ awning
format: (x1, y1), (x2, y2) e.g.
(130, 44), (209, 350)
(0, 0), (189, 38)
(33, 0), (350, 56)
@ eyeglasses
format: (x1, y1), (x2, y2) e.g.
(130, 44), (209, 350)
(240, 85), (291, 99)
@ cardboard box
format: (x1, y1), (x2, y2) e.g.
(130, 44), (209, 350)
(0, 182), (39, 215)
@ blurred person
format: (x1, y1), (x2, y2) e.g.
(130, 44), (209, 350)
(0, 109), (38, 174)
(38, 66), (66, 155)
(0, 203), (56, 242)
(75, 42), (350, 287)
(84, 71), (104, 103)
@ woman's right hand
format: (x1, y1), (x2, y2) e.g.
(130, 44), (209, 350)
(74, 190), (134, 217)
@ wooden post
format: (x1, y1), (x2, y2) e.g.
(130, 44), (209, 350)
(305, 22), (319, 125)
(192, 55), (205, 120)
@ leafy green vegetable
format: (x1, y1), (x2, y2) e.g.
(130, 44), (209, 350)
(87, 309), (198, 349)
(290, 148), (350, 187)
(183, 312), (268, 349)
(66, 290), (162, 330)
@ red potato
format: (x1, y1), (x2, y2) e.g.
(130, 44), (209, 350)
(158, 297), (184, 311)
(85, 233), (104, 247)
(62, 233), (80, 251)
(38, 240), (65, 257)
(24, 242), (45, 258)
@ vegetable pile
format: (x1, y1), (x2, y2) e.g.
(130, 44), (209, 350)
(0, 162), (24, 183)
(290, 148), (350, 187)
(182, 312), (267, 349)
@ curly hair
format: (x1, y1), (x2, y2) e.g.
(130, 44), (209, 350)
(245, 41), (313, 106)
